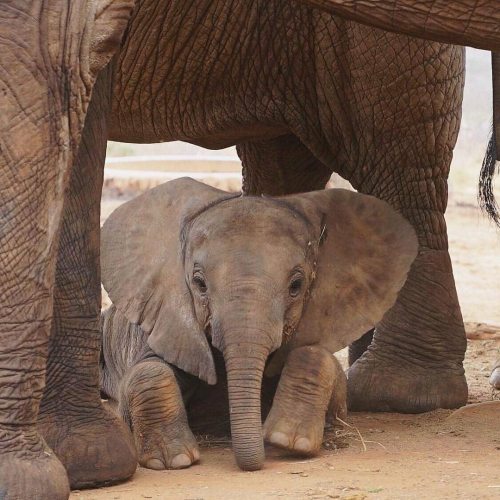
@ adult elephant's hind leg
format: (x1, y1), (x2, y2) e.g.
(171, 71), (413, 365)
(490, 358), (500, 389)
(38, 71), (136, 489)
(238, 134), (332, 196)
(345, 39), (467, 413)
(348, 247), (468, 412)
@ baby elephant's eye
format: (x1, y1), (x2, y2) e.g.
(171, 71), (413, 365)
(289, 277), (303, 298)
(193, 275), (207, 294)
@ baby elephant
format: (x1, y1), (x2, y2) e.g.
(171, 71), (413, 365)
(100, 178), (417, 472)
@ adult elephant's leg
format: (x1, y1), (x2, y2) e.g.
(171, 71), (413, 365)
(0, 6), (75, 498)
(38, 70), (136, 489)
(0, 90), (71, 500)
(348, 330), (374, 366)
(0, 169), (71, 497)
(238, 134), (332, 196)
(344, 34), (467, 412)
(348, 244), (467, 412)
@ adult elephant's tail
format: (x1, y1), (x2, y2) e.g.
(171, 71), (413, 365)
(480, 52), (500, 227)
(479, 132), (500, 226)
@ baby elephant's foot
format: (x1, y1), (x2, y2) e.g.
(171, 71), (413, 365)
(264, 406), (324, 455)
(264, 346), (345, 455)
(135, 419), (199, 470)
(121, 360), (199, 470)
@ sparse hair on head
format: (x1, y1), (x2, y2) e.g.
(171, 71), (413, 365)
(180, 193), (241, 259)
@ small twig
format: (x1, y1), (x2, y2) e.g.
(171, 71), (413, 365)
(335, 416), (367, 452)
(357, 439), (387, 450)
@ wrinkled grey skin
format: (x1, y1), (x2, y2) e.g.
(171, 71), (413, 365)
(0, 2), (137, 499)
(100, 178), (418, 471)
(1, 0), (500, 497)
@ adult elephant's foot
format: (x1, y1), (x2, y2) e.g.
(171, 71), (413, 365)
(490, 359), (500, 389)
(347, 354), (468, 412)
(347, 250), (468, 413)
(264, 346), (344, 455)
(347, 248), (467, 413)
(38, 405), (137, 489)
(0, 425), (70, 500)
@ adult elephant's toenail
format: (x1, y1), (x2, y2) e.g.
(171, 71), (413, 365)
(490, 368), (500, 389)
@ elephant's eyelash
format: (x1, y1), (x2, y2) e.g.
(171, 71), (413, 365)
(319, 223), (327, 246)
(192, 272), (208, 294)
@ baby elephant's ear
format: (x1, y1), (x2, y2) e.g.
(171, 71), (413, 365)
(287, 189), (418, 353)
(101, 178), (231, 384)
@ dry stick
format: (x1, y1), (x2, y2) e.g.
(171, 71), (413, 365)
(335, 416), (367, 452)
(361, 439), (387, 450)
(333, 417), (387, 450)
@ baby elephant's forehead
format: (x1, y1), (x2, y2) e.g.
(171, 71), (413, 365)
(188, 196), (314, 242)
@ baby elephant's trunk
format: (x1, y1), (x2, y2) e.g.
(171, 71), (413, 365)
(223, 342), (270, 471)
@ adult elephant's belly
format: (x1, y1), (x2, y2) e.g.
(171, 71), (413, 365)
(107, 0), (321, 147)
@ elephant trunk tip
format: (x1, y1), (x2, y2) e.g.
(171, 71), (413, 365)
(234, 445), (265, 471)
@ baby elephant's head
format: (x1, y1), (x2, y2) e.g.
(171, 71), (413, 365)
(101, 178), (417, 471)
(181, 196), (320, 357)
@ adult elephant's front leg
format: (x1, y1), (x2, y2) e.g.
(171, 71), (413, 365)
(343, 36), (468, 413)
(0, 68), (71, 500)
(38, 71), (136, 489)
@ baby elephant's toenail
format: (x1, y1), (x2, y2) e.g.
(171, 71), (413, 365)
(171, 454), (192, 469)
(146, 458), (165, 470)
(269, 432), (290, 448)
(293, 437), (312, 453)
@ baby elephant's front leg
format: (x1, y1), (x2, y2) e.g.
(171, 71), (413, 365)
(120, 360), (199, 470)
(264, 346), (346, 455)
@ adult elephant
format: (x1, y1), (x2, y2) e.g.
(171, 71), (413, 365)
(108, 0), (499, 415)
(1, 0), (500, 498)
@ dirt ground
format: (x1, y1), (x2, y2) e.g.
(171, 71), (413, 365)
(78, 184), (500, 500)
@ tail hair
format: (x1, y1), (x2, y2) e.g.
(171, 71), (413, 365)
(479, 131), (500, 226)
